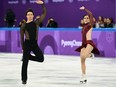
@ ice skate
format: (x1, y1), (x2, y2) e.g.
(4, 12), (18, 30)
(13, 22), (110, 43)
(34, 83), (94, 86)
(80, 76), (87, 83)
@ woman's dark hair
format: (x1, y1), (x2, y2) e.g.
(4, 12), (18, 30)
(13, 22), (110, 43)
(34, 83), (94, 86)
(83, 14), (90, 19)
(26, 8), (34, 15)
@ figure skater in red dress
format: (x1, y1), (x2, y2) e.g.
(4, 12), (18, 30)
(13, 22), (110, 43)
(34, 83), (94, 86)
(75, 6), (100, 83)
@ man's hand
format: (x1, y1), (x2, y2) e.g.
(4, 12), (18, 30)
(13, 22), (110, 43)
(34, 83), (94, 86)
(36, 0), (44, 4)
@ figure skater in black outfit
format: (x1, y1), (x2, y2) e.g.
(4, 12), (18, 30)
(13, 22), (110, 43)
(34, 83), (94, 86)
(20, 0), (46, 84)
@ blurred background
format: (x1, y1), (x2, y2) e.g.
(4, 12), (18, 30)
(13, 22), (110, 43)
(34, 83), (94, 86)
(0, 0), (116, 58)
(0, 0), (115, 27)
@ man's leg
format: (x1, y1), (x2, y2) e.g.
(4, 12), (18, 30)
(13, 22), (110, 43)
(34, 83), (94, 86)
(29, 43), (44, 62)
(21, 44), (30, 84)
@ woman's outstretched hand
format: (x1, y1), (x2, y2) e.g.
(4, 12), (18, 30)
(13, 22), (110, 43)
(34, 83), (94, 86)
(36, 0), (44, 4)
(80, 6), (85, 10)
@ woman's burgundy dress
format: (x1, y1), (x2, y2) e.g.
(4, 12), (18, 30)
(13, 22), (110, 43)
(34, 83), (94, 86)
(75, 23), (100, 55)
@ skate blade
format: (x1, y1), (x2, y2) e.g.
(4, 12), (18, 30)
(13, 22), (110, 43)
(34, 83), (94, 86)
(80, 80), (87, 83)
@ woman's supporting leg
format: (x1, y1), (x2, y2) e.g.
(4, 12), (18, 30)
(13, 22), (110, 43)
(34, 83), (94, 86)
(80, 44), (93, 83)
